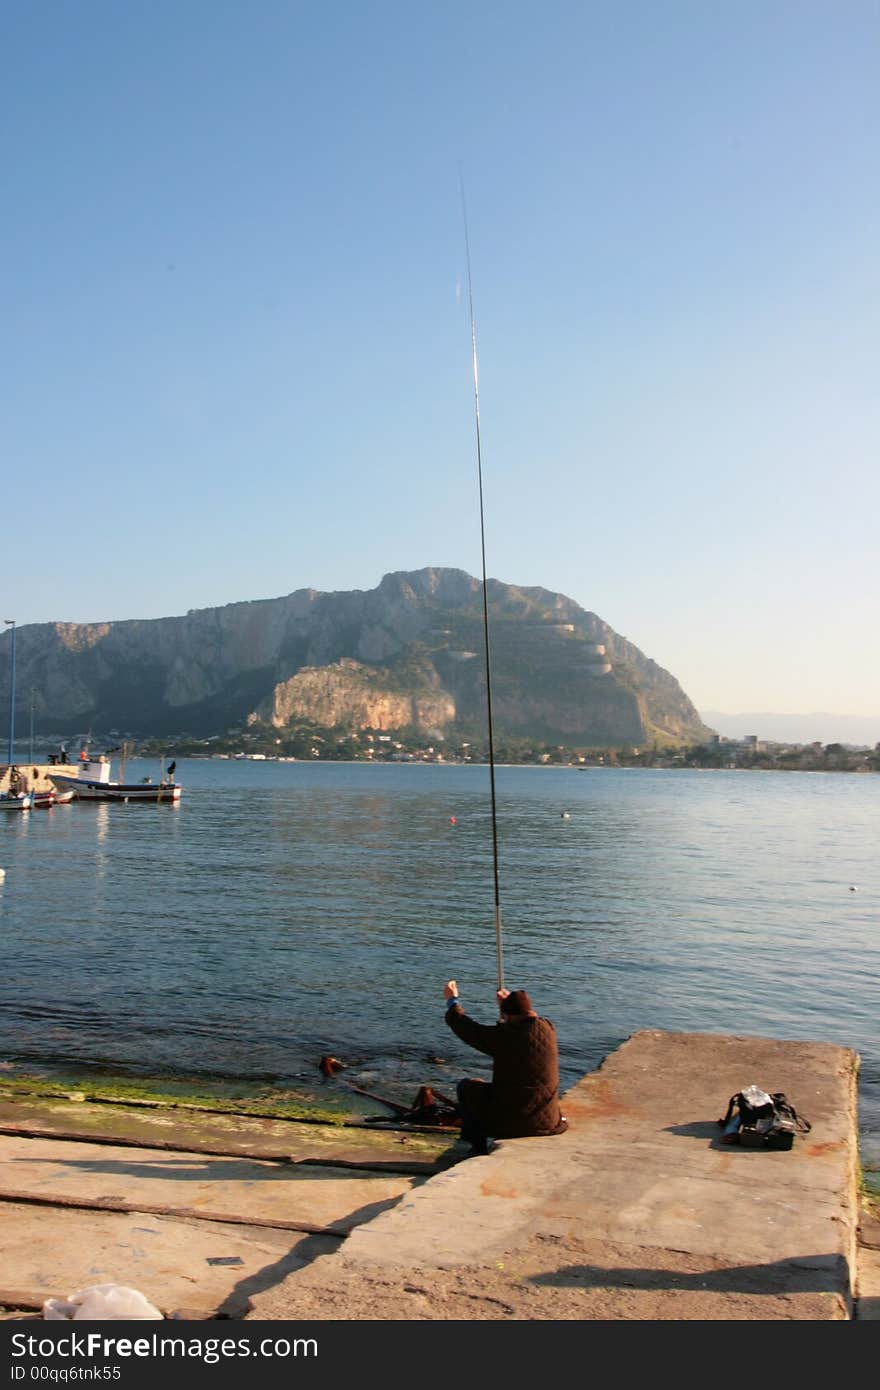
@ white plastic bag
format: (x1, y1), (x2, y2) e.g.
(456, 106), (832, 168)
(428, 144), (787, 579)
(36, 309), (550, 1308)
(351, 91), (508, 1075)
(43, 1284), (163, 1320)
(740, 1084), (773, 1109)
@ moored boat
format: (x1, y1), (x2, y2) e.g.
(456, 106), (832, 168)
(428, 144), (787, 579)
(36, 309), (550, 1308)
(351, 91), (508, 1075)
(1, 762), (35, 810)
(32, 787), (74, 808)
(49, 755), (182, 804)
(0, 791), (32, 812)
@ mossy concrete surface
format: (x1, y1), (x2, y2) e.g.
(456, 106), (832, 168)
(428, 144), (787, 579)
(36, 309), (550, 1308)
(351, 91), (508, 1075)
(0, 1093), (456, 1171)
(0, 1071), (361, 1125)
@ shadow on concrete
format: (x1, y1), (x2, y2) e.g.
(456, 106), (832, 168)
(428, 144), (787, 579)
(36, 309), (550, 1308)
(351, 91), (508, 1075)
(301, 1154), (460, 1173)
(11, 1156), (387, 1183)
(663, 1121), (790, 1150)
(208, 1186), (421, 1317)
(211, 1234), (335, 1318)
(528, 1253), (850, 1296)
(664, 1121), (729, 1142)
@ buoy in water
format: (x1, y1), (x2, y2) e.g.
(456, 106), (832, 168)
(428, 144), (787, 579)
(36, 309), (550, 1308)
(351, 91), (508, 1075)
(561, 810), (570, 819)
(849, 886), (858, 892)
(449, 816), (457, 825)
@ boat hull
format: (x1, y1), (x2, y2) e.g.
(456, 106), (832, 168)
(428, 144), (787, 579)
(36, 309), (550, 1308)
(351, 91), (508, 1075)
(49, 775), (181, 804)
(32, 789), (75, 808)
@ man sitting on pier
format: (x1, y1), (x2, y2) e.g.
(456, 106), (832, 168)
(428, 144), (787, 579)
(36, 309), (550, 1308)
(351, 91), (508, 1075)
(443, 980), (568, 1156)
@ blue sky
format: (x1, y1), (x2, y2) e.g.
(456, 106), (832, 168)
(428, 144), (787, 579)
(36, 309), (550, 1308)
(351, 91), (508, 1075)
(3, 2), (878, 719)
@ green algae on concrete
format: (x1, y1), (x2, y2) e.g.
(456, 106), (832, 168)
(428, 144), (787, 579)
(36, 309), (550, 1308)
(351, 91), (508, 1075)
(0, 1070), (356, 1125)
(863, 1167), (880, 1200)
(0, 1093), (458, 1169)
(0, 1059), (460, 1172)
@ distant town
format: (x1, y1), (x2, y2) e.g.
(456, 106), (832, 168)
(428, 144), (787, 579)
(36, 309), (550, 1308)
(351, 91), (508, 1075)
(132, 726), (880, 773)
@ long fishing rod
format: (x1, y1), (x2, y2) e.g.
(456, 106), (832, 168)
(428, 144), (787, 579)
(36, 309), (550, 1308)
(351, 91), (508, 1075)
(460, 184), (504, 994)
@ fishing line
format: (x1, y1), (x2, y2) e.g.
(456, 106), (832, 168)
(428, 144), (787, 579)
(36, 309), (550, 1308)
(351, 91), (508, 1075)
(460, 177), (504, 993)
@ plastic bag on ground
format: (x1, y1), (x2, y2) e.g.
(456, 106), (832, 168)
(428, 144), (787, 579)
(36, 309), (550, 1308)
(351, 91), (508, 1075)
(43, 1284), (163, 1320)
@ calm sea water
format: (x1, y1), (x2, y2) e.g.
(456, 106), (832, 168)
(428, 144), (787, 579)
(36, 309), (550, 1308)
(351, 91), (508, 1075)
(1, 759), (877, 1168)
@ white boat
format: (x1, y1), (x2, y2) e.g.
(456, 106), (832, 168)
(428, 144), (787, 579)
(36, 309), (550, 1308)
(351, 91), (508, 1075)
(32, 787), (74, 808)
(49, 755), (182, 804)
(1, 764), (33, 811)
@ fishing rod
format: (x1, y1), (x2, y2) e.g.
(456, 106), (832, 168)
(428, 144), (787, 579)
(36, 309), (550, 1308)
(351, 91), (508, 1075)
(460, 182), (504, 994)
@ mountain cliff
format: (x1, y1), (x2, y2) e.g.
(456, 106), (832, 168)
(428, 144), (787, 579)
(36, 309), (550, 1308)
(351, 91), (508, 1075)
(1, 569), (711, 746)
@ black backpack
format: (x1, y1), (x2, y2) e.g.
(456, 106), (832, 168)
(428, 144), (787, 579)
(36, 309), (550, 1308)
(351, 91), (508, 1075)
(718, 1086), (811, 1150)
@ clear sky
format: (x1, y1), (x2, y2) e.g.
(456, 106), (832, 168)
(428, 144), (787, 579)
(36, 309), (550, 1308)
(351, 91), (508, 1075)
(3, 2), (877, 718)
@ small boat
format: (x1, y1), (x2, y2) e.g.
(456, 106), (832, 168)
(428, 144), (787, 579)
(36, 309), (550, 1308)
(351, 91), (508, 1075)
(1, 764), (33, 810)
(32, 788), (74, 808)
(49, 755), (182, 804)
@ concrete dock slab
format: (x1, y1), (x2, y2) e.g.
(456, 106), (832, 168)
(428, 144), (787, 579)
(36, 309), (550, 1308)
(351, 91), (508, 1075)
(0, 1030), (867, 1321)
(0, 1134), (418, 1232)
(0, 1202), (339, 1319)
(248, 1030), (861, 1321)
(0, 1116), (435, 1317)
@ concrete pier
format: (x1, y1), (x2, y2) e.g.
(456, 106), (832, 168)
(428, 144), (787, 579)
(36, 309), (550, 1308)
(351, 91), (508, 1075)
(248, 1030), (863, 1321)
(0, 1031), (870, 1320)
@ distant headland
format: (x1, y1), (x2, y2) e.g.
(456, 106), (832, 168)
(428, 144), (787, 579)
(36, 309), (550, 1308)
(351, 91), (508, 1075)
(0, 568), (711, 749)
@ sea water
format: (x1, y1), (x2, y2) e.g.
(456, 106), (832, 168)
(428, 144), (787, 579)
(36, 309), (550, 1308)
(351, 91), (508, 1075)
(1, 759), (877, 1169)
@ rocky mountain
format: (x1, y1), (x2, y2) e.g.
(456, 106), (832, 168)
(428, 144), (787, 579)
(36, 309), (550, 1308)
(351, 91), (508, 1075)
(1, 569), (712, 746)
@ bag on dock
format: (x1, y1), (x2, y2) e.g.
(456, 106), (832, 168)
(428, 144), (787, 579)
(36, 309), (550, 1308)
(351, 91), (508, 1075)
(718, 1086), (811, 1150)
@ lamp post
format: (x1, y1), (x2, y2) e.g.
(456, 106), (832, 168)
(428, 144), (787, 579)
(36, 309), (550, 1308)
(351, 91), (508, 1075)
(4, 620), (15, 766)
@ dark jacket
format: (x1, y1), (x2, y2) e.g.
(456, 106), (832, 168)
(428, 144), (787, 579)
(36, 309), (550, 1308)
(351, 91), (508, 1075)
(445, 1003), (567, 1139)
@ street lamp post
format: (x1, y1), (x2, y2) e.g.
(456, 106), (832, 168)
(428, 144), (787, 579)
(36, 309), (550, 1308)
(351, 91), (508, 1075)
(4, 620), (15, 767)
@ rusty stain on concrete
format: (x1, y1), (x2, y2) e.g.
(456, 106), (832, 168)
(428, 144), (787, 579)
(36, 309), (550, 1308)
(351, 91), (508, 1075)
(479, 1177), (520, 1200)
(577, 1077), (632, 1119)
